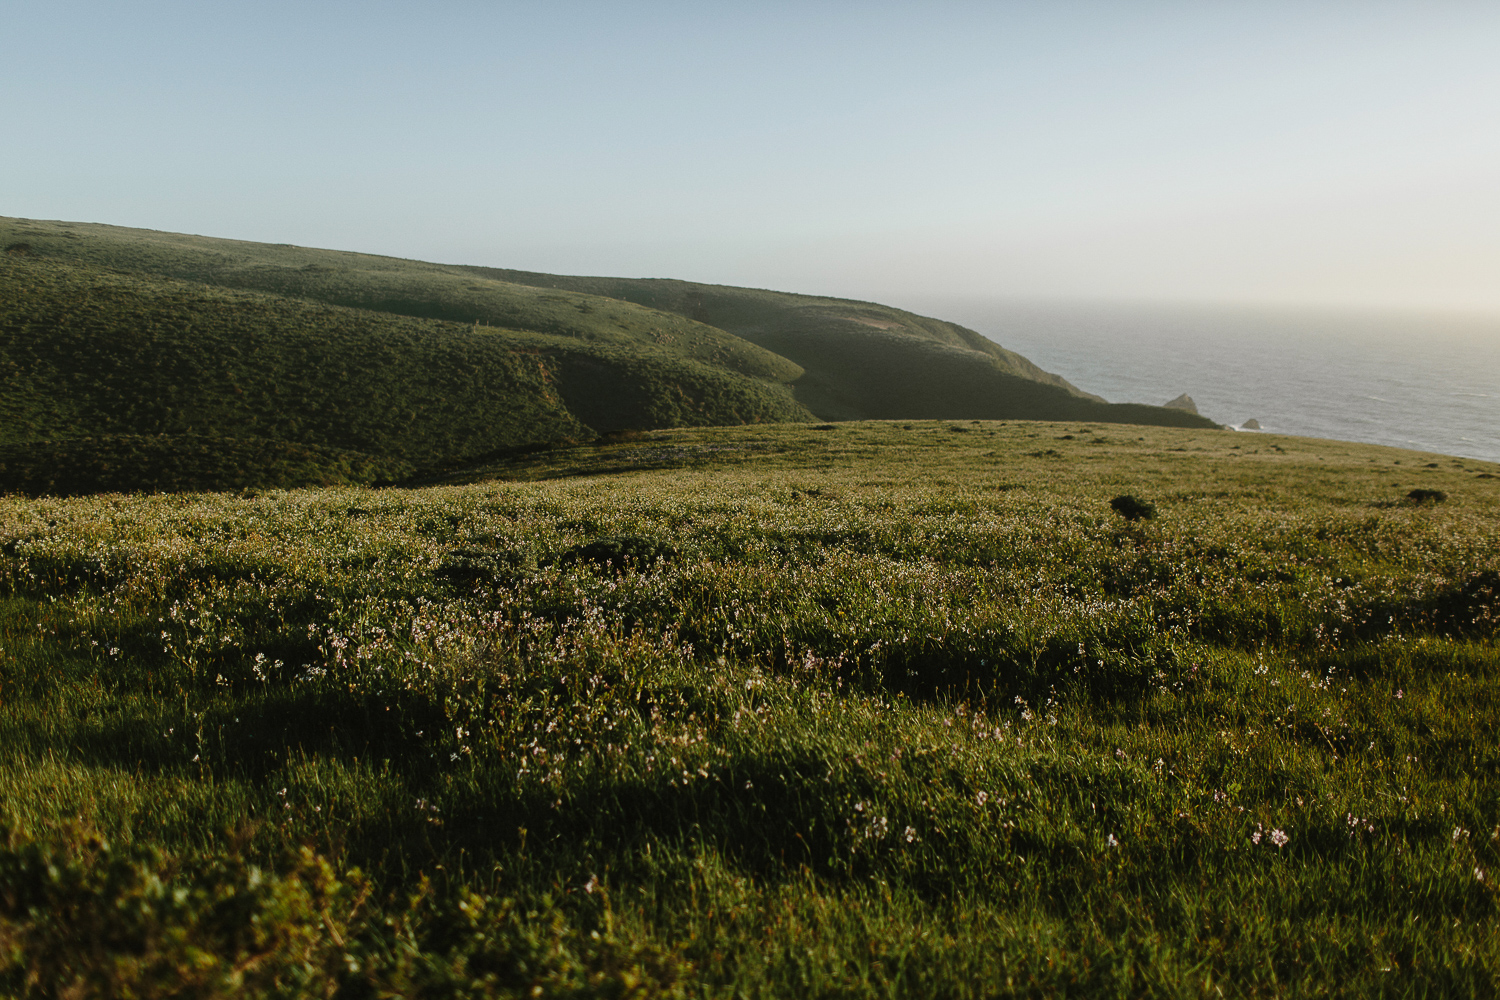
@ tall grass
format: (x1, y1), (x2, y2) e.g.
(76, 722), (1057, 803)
(0, 421), (1495, 997)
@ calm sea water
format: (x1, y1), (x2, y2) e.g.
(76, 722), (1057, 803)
(896, 297), (1500, 464)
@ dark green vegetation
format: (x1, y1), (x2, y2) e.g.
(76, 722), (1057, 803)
(1109, 494), (1157, 522)
(1, 421), (1497, 996)
(1, 217), (1216, 495)
(0, 435), (412, 496)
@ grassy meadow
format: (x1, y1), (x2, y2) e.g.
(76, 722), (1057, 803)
(1, 421), (1497, 997)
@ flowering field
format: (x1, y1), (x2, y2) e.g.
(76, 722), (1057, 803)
(1, 420), (1497, 997)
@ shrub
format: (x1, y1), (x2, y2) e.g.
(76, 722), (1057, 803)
(1109, 494), (1157, 521)
(437, 546), (536, 586)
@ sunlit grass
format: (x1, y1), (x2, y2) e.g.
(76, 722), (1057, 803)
(0, 421), (1496, 996)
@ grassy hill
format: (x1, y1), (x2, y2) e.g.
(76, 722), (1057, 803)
(1, 217), (1219, 493)
(464, 267), (1153, 422)
(0, 242), (810, 494)
(463, 267), (1117, 412)
(0, 423), (1495, 995)
(0, 219), (803, 384)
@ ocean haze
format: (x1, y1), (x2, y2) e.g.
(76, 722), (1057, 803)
(896, 297), (1500, 463)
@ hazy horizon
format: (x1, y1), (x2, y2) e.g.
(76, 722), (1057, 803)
(6, 1), (1500, 316)
(896, 293), (1500, 462)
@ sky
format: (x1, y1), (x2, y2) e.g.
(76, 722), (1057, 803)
(4, 1), (1500, 312)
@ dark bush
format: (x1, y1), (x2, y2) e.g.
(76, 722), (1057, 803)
(558, 535), (677, 571)
(436, 547), (534, 586)
(1110, 495), (1157, 522)
(1408, 489), (1447, 504)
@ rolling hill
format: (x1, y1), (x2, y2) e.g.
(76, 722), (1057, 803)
(0, 216), (1220, 494)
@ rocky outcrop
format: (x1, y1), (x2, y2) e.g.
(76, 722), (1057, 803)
(1241, 419), (1261, 430)
(1164, 393), (1199, 414)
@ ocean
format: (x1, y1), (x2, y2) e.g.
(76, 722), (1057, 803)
(895, 297), (1500, 464)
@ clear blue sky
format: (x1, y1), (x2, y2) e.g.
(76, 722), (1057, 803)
(5, 1), (1499, 311)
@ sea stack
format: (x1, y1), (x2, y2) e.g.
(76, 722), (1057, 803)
(1241, 419), (1261, 430)
(1164, 393), (1199, 414)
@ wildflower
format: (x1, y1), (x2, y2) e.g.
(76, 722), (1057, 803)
(1252, 831), (1262, 845)
(904, 826), (917, 843)
(1396, 689), (1403, 699)
(1107, 834), (1119, 848)
(976, 791), (988, 806)
(1476, 868), (1486, 882)
(583, 875), (598, 894)
(1270, 829), (1289, 847)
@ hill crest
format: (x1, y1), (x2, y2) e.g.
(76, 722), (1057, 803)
(1, 216), (1221, 494)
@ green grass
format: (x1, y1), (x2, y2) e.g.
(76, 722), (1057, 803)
(0, 218), (803, 385)
(0, 434), (415, 496)
(1, 421), (1496, 996)
(467, 268), (1219, 426)
(1, 218), (1219, 498)
(0, 254), (810, 491)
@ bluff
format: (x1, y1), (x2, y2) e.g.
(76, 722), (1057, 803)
(0, 217), (1219, 493)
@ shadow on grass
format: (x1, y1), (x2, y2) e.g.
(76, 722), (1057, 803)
(46, 686), (449, 785)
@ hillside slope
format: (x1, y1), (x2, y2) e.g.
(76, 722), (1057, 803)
(1, 216), (1220, 493)
(0, 255), (809, 493)
(3, 217), (1219, 425)
(1, 218), (801, 384)
(467, 268), (1114, 417)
